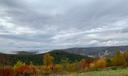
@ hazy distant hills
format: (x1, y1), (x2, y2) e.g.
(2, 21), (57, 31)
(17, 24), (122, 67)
(59, 46), (128, 57)
(0, 45), (128, 65)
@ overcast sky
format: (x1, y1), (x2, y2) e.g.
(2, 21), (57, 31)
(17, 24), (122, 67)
(0, 0), (128, 53)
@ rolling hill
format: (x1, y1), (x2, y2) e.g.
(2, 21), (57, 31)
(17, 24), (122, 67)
(0, 50), (90, 65)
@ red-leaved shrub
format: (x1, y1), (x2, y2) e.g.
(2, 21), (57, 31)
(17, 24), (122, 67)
(0, 67), (14, 76)
(15, 64), (37, 76)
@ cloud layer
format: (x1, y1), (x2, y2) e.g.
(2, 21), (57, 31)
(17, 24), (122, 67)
(0, 0), (128, 53)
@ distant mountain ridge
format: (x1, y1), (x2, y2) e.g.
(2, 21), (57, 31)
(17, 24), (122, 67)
(1, 45), (128, 56)
(59, 46), (128, 57)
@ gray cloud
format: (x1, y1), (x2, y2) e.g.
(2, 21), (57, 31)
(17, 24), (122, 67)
(0, 0), (128, 53)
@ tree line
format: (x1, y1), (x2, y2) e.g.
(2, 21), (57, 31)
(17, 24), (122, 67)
(1, 49), (128, 76)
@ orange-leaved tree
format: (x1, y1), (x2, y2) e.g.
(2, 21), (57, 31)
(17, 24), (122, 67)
(95, 57), (107, 69)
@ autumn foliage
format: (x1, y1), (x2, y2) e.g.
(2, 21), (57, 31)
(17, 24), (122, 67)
(0, 67), (14, 76)
(15, 65), (36, 75)
(1, 50), (128, 75)
(112, 50), (126, 66)
(95, 57), (107, 69)
(13, 61), (37, 76)
(43, 53), (54, 66)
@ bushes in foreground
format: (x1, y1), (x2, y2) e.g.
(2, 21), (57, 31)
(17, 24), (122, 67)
(15, 65), (37, 76)
(0, 62), (37, 76)
(0, 67), (14, 76)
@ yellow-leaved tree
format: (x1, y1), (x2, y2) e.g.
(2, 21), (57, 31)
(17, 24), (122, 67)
(13, 60), (25, 69)
(124, 50), (128, 65)
(42, 53), (54, 74)
(43, 53), (54, 66)
(112, 50), (126, 66)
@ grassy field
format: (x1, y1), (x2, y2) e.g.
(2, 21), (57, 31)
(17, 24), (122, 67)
(57, 68), (128, 76)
